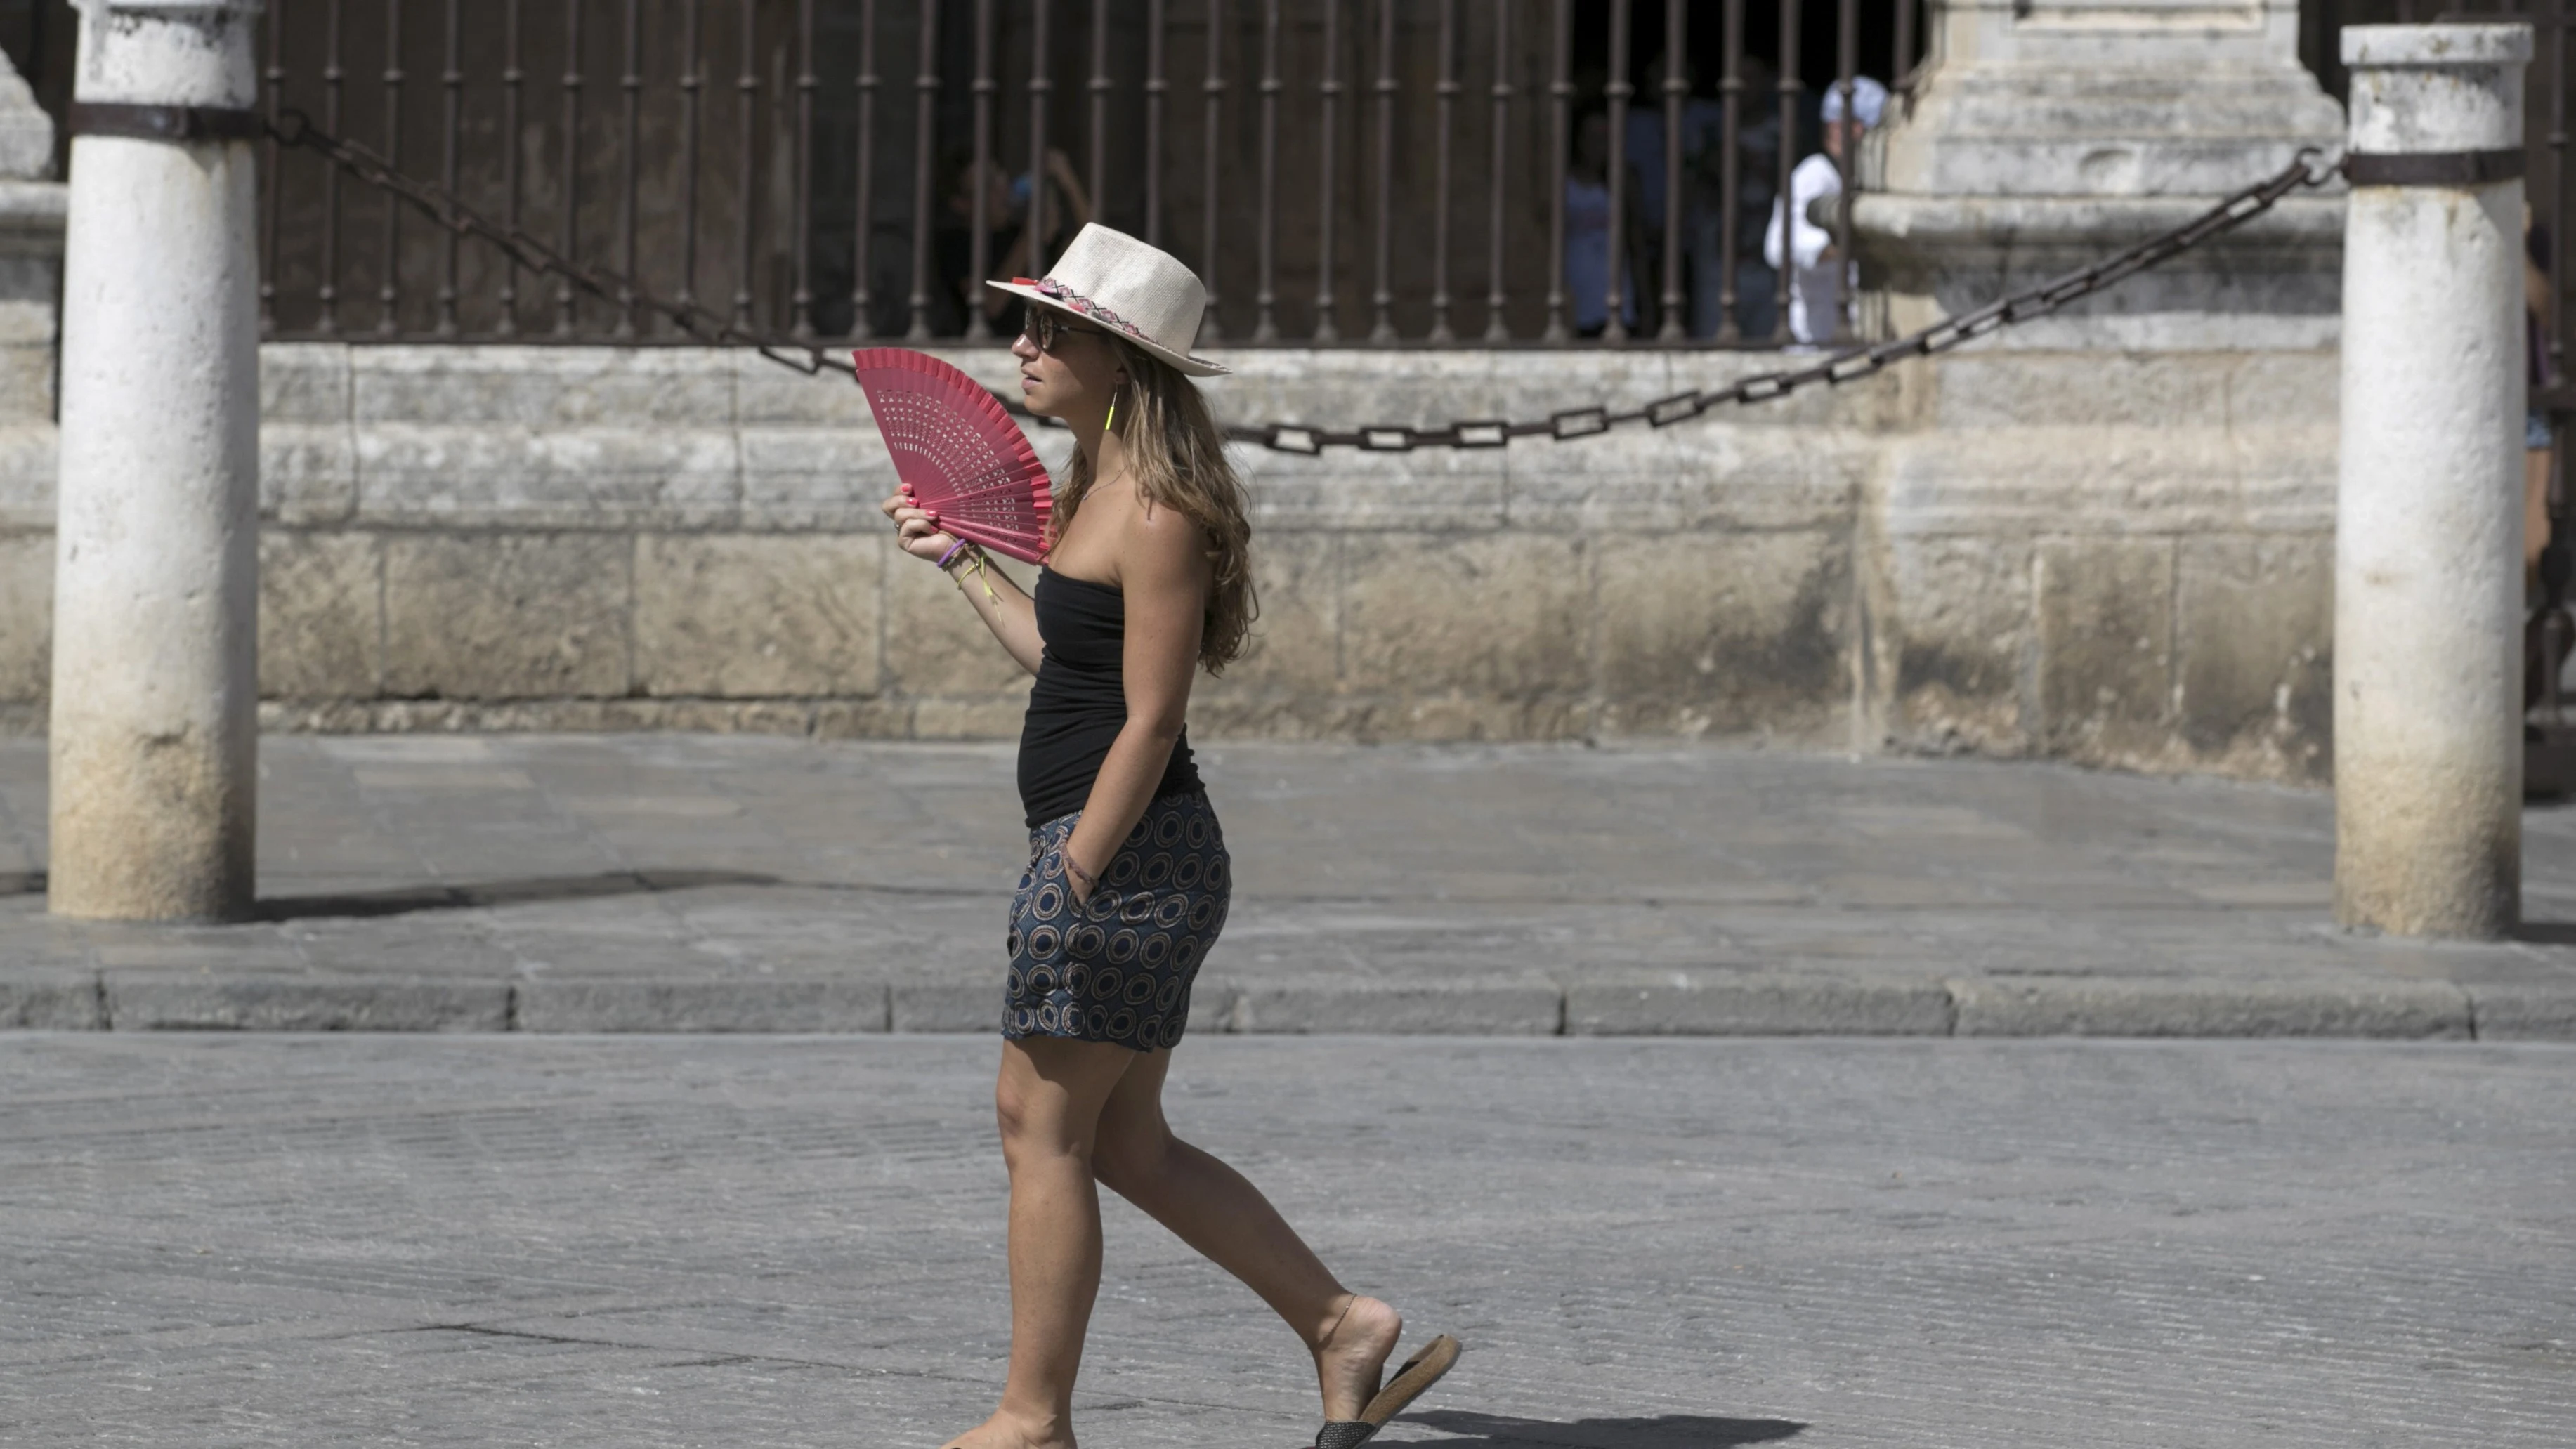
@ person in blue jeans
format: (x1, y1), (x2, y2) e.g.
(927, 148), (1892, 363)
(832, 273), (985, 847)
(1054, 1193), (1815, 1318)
(1623, 56), (1725, 336)
(1682, 55), (1785, 341)
(1565, 110), (1636, 336)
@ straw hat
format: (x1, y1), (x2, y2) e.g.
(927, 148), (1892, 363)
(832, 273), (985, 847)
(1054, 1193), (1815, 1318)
(986, 224), (1229, 377)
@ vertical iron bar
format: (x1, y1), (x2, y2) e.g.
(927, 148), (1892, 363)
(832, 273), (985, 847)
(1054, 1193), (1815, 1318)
(320, 0), (343, 333)
(1718, 0), (1740, 341)
(680, 0), (704, 314)
(437, 0), (462, 334)
(261, 0), (283, 334)
(1656, 0), (1685, 340)
(908, 0), (942, 339)
(1543, 0), (1569, 341)
(1893, 0), (1916, 96)
(1028, 0), (1054, 279)
(2553, 0), (2568, 383)
(1201, 0), (1227, 340)
(377, 0), (404, 334)
(792, 0), (816, 335)
(1254, 0), (1280, 339)
(1603, 0), (1630, 342)
(498, 0), (523, 334)
(2548, 1), (2572, 724)
(733, 0), (757, 328)
(966, 0), (994, 339)
(851, 0), (877, 337)
(1146, 0), (1167, 247)
(1087, 0), (1110, 235)
(1772, 0), (1800, 342)
(1312, 0), (1340, 341)
(1428, 0), (1456, 342)
(1483, 0), (1511, 342)
(557, 0), (584, 334)
(1368, 0), (1393, 343)
(617, 0), (643, 336)
(1831, 0), (1856, 341)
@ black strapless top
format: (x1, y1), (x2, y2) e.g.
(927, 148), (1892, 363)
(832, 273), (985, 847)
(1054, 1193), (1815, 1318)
(1018, 570), (1203, 827)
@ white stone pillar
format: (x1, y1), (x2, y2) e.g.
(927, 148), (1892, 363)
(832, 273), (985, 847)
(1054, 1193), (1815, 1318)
(48, 0), (263, 922)
(2334, 25), (2532, 938)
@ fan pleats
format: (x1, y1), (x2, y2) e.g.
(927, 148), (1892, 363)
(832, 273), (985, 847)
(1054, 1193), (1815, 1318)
(853, 348), (1054, 563)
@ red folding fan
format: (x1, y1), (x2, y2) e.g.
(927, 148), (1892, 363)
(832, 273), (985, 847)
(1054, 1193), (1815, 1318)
(851, 348), (1054, 563)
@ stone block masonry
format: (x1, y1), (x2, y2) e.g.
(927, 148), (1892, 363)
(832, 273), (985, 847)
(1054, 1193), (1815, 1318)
(0, 339), (2339, 782)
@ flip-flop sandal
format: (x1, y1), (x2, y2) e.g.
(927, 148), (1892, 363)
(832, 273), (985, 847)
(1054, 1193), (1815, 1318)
(1311, 1334), (1461, 1449)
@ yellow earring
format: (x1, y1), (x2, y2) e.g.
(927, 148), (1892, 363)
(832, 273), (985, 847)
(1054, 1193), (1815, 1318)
(1106, 391), (1119, 433)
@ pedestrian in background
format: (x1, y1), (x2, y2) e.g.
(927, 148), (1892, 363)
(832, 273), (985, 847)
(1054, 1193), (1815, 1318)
(1625, 55), (1725, 338)
(2525, 206), (2570, 709)
(884, 225), (1459, 1449)
(1685, 55), (1784, 341)
(1565, 110), (1637, 336)
(934, 146), (1096, 338)
(1764, 75), (1888, 346)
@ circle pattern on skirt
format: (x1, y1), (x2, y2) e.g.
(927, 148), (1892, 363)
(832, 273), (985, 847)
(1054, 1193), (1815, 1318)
(1004, 790), (1229, 1053)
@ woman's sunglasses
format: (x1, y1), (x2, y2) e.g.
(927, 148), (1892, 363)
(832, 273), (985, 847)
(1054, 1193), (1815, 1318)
(1024, 308), (1107, 354)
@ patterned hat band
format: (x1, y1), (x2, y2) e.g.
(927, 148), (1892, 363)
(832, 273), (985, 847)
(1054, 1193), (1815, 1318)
(987, 225), (1227, 375)
(1012, 277), (1148, 344)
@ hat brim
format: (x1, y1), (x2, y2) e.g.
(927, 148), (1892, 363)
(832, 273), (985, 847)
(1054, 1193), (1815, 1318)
(983, 280), (1231, 377)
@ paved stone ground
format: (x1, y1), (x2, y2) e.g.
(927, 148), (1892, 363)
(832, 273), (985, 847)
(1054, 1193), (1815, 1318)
(0, 1033), (2568, 1447)
(4, 735), (2576, 1036)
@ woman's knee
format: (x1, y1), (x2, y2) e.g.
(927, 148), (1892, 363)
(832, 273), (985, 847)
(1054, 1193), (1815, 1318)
(1090, 1115), (1174, 1195)
(994, 1072), (1096, 1167)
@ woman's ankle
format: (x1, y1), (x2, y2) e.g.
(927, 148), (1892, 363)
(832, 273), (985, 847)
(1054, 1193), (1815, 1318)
(1309, 1295), (1405, 1422)
(1306, 1291), (1359, 1352)
(988, 1401), (1075, 1448)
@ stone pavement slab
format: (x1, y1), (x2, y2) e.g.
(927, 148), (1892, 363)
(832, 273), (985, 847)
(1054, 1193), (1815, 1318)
(0, 1033), (2568, 1447)
(4, 735), (2576, 1035)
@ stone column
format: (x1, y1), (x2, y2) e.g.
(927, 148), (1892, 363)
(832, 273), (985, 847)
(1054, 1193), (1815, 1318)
(2333, 25), (2531, 939)
(48, 0), (263, 922)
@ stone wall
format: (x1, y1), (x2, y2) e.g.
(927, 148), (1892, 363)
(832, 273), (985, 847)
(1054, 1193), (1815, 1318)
(0, 338), (2339, 783)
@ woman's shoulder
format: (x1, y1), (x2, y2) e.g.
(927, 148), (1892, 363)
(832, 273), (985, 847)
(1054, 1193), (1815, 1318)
(1092, 480), (1210, 582)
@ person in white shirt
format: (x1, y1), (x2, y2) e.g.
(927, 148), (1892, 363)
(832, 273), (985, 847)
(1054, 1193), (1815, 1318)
(1764, 75), (1888, 346)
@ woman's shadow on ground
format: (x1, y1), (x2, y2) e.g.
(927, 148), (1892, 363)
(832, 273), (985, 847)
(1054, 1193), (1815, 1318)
(1394, 1410), (1803, 1447)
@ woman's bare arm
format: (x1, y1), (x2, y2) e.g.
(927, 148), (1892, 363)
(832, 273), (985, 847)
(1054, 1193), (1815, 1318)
(885, 493), (1046, 674)
(1047, 148), (1096, 232)
(1059, 502), (1208, 893)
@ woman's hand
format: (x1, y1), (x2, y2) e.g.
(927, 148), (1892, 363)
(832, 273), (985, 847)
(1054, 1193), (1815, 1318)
(883, 486), (1048, 676)
(881, 487), (959, 563)
(1061, 848), (1100, 907)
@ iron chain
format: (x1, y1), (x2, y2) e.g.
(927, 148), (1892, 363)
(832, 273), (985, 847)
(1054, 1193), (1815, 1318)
(266, 110), (2341, 453)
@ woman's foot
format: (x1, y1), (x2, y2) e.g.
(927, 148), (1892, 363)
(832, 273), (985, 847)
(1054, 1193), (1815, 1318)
(1311, 1294), (1405, 1423)
(937, 1408), (1076, 1449)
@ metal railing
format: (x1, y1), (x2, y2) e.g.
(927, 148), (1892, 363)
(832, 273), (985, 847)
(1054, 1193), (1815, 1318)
(271, 98), (2340, 452)
(254, 0), (1923, 348)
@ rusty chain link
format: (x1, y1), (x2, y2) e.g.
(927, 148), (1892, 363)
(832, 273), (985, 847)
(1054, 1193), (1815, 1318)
(266, 110), (2340, 453)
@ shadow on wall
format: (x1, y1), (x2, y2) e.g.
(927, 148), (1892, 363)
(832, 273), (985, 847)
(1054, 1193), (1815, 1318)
(1401, 1410), (1806, 1447)
(253, 869), (780, 921)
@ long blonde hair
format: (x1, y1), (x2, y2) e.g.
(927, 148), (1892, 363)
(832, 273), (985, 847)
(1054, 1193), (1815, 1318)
(1051, 341), (1257, 674)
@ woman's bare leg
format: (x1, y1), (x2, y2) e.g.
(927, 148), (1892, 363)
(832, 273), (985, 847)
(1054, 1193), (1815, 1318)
(942, 1037), (1140, 1449)
(1090, 1048), (1406, 1424)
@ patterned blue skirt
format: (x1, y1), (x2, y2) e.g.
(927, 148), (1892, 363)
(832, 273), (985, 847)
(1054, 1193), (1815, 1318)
(1005, 790), (1230, 1052)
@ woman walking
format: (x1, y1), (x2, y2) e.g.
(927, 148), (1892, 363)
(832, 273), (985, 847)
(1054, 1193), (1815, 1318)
(882, 225), (1458, 1449)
